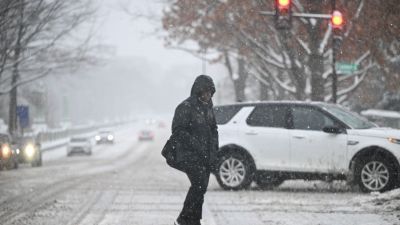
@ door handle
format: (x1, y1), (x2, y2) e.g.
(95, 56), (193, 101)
(245, 131), (258, 135)
(293, 136), (305, 139)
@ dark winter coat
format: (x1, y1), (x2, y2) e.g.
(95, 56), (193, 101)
(171, 75), (219, 169)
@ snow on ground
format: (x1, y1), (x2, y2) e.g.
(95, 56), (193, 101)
(353, 188), (400, 221)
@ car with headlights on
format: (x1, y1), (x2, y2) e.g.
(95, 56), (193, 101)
(0, 133), (18, 170)
(214, 101), (400, 193)
(67, 136), (93, 156)
(95, 131), (115, 144)
(14, 136), (42, 167)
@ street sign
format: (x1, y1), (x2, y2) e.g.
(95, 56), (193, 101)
(16, 105), (29, 129)
(336, 62), (358, 74)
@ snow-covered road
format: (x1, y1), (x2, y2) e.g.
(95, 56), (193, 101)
(0, 123), (398, 225)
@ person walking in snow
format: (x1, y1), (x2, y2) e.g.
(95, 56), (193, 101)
(173, 75), (219, 225)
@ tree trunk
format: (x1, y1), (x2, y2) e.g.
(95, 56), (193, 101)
(8, 0), (24, 136)
(308, 1), (325, 101)
(8, 71), (18, 136)
(279, 31), (306, 100)
(259, 82), (270, 100)
(234, 57), (247, 102)
(223, 51), (247, 102)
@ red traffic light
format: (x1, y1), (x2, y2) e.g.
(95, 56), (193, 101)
(331, 10), (344, 29)
(277, 0), (290, 9)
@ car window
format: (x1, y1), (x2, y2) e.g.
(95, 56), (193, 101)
(246, 105), (289, 128)
(292, 107), (335, 131)
(214, 105), (242, 125)
(70, 138), (88, 142)
(321, 104), (376, 129)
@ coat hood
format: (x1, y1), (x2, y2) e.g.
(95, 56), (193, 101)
(190, 75), (216, 97)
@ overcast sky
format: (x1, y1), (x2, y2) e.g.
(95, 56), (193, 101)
(97, 0), (205, 73)
(56, 0), (229, 122)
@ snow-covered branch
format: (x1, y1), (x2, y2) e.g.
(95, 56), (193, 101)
(249, 58), (297, 94)
(296, 37), (311, 55)
(319, 25), (332, 54)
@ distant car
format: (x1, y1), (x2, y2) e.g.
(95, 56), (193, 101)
(0, 133), (18, 170)
(158, 121), (166, 128)
(138, 130), (154, 141)
(67, 137), (92, 156)
(95, 131), (115, 144)
(14, 136), (42, 167)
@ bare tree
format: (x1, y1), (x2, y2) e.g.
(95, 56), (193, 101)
(0, 0), (97, 135)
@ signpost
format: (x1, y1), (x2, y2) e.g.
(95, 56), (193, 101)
(16, 105), (30, 131)
(336, 62), (358, 74)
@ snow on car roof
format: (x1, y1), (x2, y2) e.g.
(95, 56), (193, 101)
(361, 109), (400, 119)
(215, 100), (333, 108)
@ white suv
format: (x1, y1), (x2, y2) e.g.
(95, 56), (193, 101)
(214, 102), (400, 192)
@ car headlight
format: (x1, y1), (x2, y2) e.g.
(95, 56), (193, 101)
(1, 144), (11, 159)
(24, 144), (36, 159)
(388, 138), (400, 145)
(95, 135), (101, 141)
(107, 135), (114, 141)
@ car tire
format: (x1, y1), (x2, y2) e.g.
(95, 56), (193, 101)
(355, 155), (397, 193)
(216, 152), (254, 190)
(256, 174), (285, 190)
(32, 154), (42, 167)
(13, 160), (18, 169)
(5, 160), (17, 170)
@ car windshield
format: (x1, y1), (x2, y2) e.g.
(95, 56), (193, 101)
(321, 104), (377, 129)
(70, 138), (88, 142)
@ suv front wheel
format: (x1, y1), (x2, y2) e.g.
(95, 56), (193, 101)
(356, 156), (396, 192)
(216, 152), (254, 190)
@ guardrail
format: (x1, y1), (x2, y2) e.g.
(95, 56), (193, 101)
(27, 120), (135, 152)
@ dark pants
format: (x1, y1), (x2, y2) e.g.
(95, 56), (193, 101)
(178, 165), (210, 224)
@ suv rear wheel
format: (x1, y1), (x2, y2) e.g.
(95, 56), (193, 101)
(216, 152), (254, 190)
(355, 156), (396, 192)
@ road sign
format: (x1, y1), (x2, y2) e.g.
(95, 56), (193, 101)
(16, 105), (29, 129)
(336, 62), (358, 74)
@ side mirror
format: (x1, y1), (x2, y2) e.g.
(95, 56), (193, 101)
(323, 126), (343, 134)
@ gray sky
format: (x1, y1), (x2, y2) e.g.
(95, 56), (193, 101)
(57, 0), (229, 122)
(97, 0), (204, 72)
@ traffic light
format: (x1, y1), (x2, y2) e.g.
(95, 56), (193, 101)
(331, 10), (344, 49)
(331, 10), (344, 30)
(275, 0), (292, 29)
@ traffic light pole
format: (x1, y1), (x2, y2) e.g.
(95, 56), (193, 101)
(332, 40), (338, 103)
(331, 0), (337, 103)
(260, 11), (331, 19)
